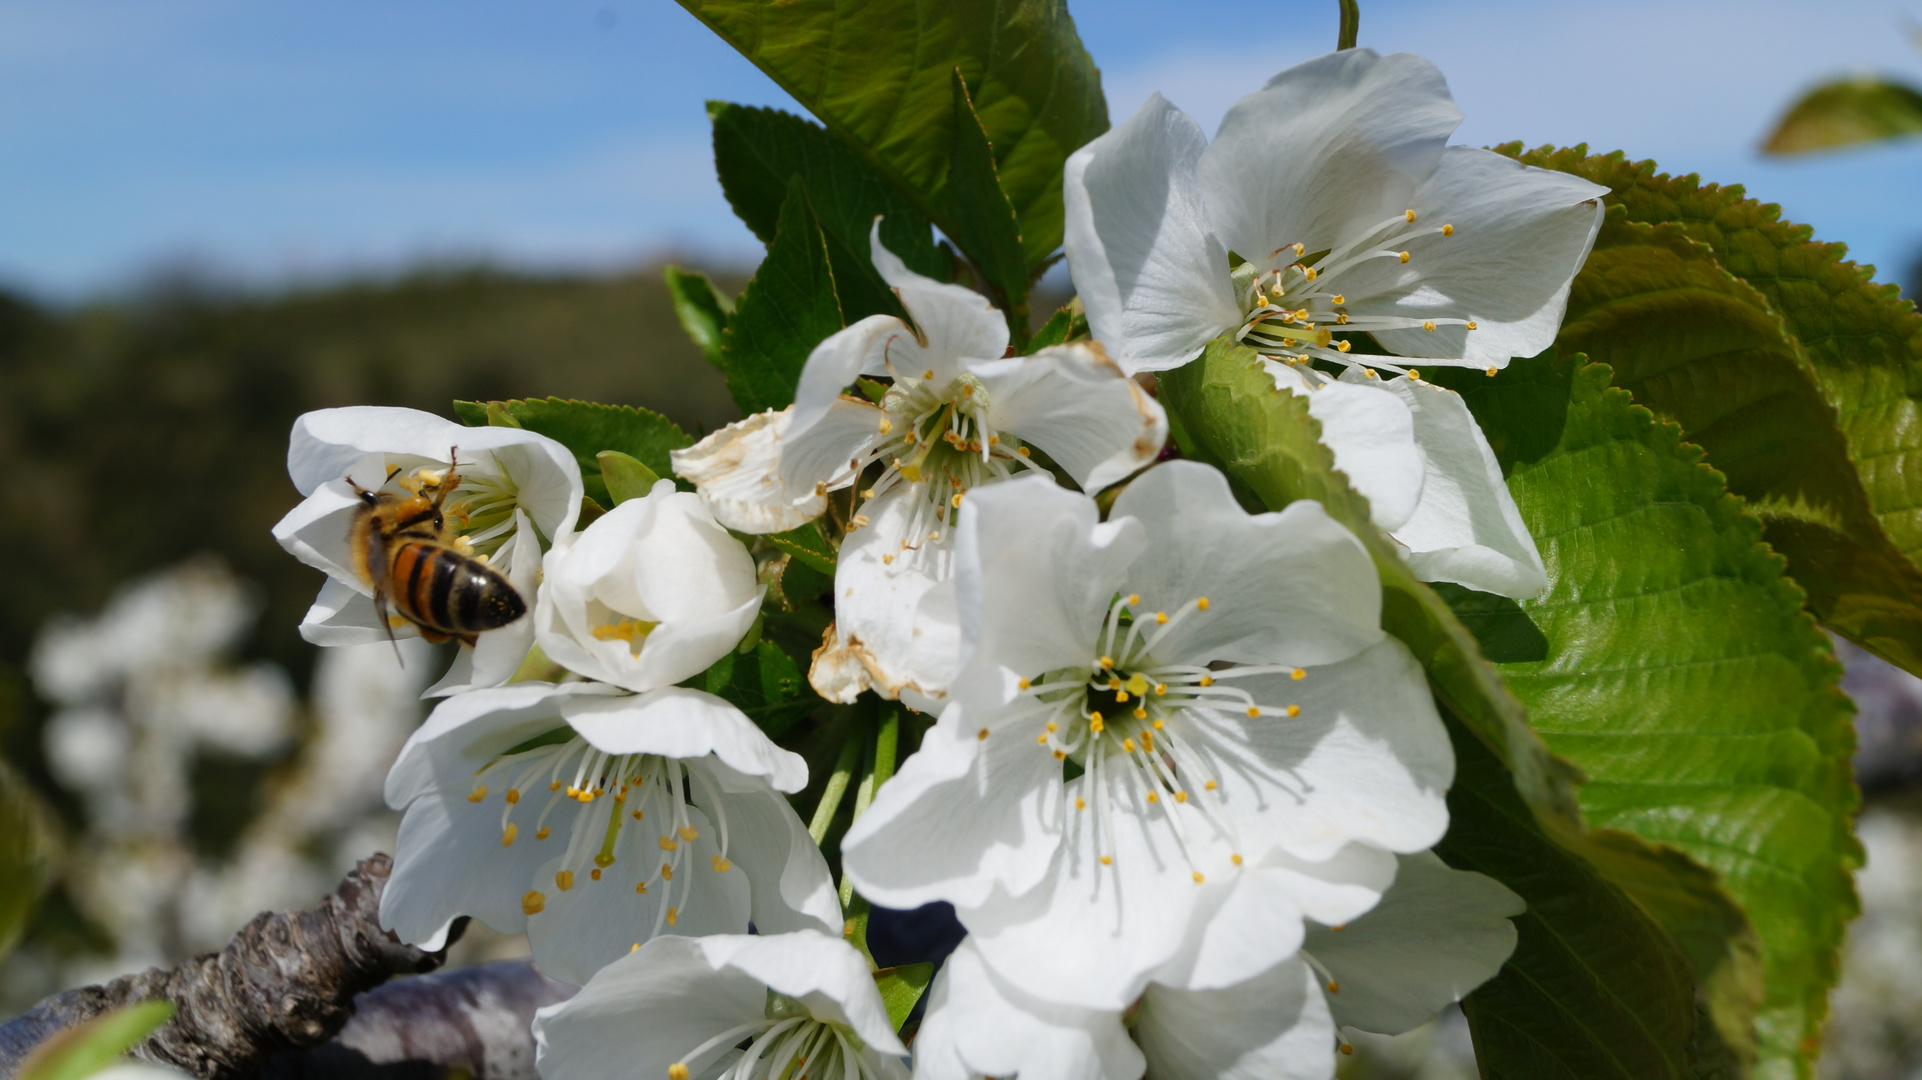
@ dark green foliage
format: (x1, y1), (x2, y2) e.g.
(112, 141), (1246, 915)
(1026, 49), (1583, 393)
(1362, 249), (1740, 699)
(453, 396), (692, 508)
(718, 181), (847, 415)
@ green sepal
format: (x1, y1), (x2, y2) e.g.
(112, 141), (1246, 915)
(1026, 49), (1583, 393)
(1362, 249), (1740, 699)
(874, 962), (935, 1032)
(596, 450), (662, 505)
(452, 397), (693, 507)
(709, 102), (945, 321)
(945, 69), (1029, 341)
(497, 726), (576, 758)
(719, 178), (846, 416)
(767, 521), (837, 576)
(674, 0), (1108, 279)
(663, 266), (732, 369)
(18, 1000), (176, 1080)
(1762, 76), (1922, 154)
(1026, 305), (1085, 353)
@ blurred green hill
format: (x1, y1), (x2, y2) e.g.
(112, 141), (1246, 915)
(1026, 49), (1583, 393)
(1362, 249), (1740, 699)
(0, 264), (745, 801)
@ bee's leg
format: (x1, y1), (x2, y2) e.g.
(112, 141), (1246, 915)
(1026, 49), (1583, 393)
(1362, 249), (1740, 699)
(434, 446), (462, 508)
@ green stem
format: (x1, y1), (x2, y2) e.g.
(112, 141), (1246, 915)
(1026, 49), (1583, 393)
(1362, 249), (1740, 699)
(809, 725), (865, 846)
(838, 705), (900, 909)
(1337, 0), (1359, 49)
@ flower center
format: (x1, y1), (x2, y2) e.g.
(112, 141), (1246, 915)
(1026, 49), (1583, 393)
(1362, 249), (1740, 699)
(1232, 208), (1481, 380)
(663, 1000), (879, 1080)
(467, 733), (735, 932)
(390, 461), (524, 558)
(1002, 593), (1308, 878)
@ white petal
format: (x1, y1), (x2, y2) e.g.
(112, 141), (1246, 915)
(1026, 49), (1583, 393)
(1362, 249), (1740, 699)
(828, 485), (961, 701)
(809, 628), (875, 704)
(869, 221), (1009, 379)
(298, 578), (409, 647)
(271, 478), (369, 586)
(792, 314), (908, 435)
(1135, 959), (1336, 1080)
(1348, 148), (1606, 368)
(778, 397), (891, 498)
(672, 408), (830, 534)
(1270, 363), (1424, 532)
(952, 475), (1145, 697)
(528, 799), (751, 986)
(1063, 93), (1239, 374)
(533, 937), (765, 1080)
(841, 708), (1064, 912)
(559, 688), (809, 792)
(385, 682), (605, 810)
(916, 939), (1143, 1080)
(1200, 50), (1460, 268)
(702, 929), (908, 1055)
(1212, 637), (1453, 861)
(1108, 460), (1382, 667)
(710, 780), (843, 936)
(380, 779), (565, 943)
(970, 343), (1168, 492)
(1380, 378), (1547, 598)
(1304, 851), (1523, 1034)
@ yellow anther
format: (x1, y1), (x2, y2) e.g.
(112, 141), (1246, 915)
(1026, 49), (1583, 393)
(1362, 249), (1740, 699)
(592, 619), (658, 647)
(662, 864), (674, 880)
(631, 943), (641, 953)
(1398, 251), (1410, 263)
(878, 419), (892, 434)
(1340, 1044), (1354, 1056)
(1090, 713), (1105, 732)
(851, 514), (870, 529)
(1365, 368), (1378, 378)
(1151, 718), (1164, 730)
(504, 788), (520, 804)
(1405, 209), (1417, 223)
(951, 493), (963, 509)
(678, 825), (699, 842)
(1109, 678), (1122, 692)
(813, 481), (828, 497)
(990, 435), (1000, 445)
(1467, 320), (1478, 330)
(1017, 446), (1031, 457)
(1100, 855), (1114, 865)
(1154, 683), (1167, 695)
(1075, 796), (1087, 810)
(1146, 791), (1159, 803)
(1196, 597), (1210, 610)
(1037, 733), (1050, 745)
(669, 1058), (691, 1078)
(1205, 780), (1218, 790)
(1304, 267), (1318, 281)
(1255, 294), (1270, 308)
(1442, 223), (1454, 236)
(666, 907), (679, 926)
(590, 869), (601, 881)
(1291, 668), (1306, 680)
(1332, 294), (1345, 305)
(636, 882), (648, 894)
(1422, 320), (1436, 332)
(1115, 690), (1130, 703)
(1246, 706), (1261, 718)
(978, 728), (990, 741)
(1486, 366), (1498, 377)
(1154, 611), (1169, 625)
(659, 836), (678, 851)
(1292, 242), (1305, 256)
(467, 786), (488, 803)
(1332, 924), (1346, 932)
(1287, 704), (1301, 718)
(1134, 707), (1147, 719)
(1199, 675), (1214, 687)
(1175, 791), (1188, 803)
(632, 809), (643, 820)
(1336, 313), (1350, 325)
(555, 871), (574, 892)
(502, 824), (518, 847)
(1327, 980), (1340, 994)
(536, 826), (551, 840)
(1127, 593), (1141, 605)
(1296, 309), (1311, 322)
(1123, 738), (1137, 753)
(1231, 853), (1243, 865)
(1019, 677), (1032, 690)
(923, 369), (934, 379)
(1053, 750), (1066, 760)
(522, 890), (545, 915)
(1100, 655), (1115, 669)
(713, 855), (732, 873)
(1409, 369), (1421, 381)
(882, 554), (894, 565)
(549, 780), (561, 792)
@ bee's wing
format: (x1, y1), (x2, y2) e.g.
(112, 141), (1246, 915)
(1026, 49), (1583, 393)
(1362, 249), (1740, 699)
(364, 526), (404, 661)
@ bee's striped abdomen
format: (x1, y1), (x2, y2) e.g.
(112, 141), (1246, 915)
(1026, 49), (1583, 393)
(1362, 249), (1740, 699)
(390, 542), (527, 639)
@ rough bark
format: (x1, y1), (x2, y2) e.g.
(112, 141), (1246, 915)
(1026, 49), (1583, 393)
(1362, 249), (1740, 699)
(0, 855), (446, 1080)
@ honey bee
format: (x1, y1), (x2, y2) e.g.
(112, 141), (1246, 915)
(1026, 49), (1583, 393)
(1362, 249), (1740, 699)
(346, 448), (527, 647)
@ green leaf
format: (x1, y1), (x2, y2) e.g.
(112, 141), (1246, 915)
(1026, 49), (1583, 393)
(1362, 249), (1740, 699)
(454, 396), (693, 508)
(1502, 143), (1922, 679)
(1426, 350), (1858, 1078)
(1762, 76), (1922, 154)
(874, 962), (935, 1032)
(675, 0), (1108, 277)
(664, 265), (732, 369)
(1026, 304), (1085, 353)
(596, 450), (661, 505)
(946, 70), (1031, 336)
(767, 520), (837, 576)
(701, 639), (816, 739)
(720, 178), (846, 416)
(18, 1000), (175, 1080)
(1160, 339), (1759, 1079)
(0, 757), (56, 962)
(709, 102), (945, 323)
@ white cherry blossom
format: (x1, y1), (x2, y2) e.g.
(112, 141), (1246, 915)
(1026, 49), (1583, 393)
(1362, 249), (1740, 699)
(672, 223), (1166, 707)
(842, 462), (1454, 1009)
(271, 406), (583, 694)
(380, 681), (840, 986)
(913, 854), (1522, 1080)
(533, 930), (908, 1080)
(534, 479), (763, 693)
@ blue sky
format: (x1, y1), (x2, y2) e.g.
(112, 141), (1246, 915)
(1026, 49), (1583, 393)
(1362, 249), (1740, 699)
(3, 0), (1921, 300)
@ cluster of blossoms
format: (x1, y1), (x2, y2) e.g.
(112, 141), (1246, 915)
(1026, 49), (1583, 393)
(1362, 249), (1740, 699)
(273, 49), (1602, 1080)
